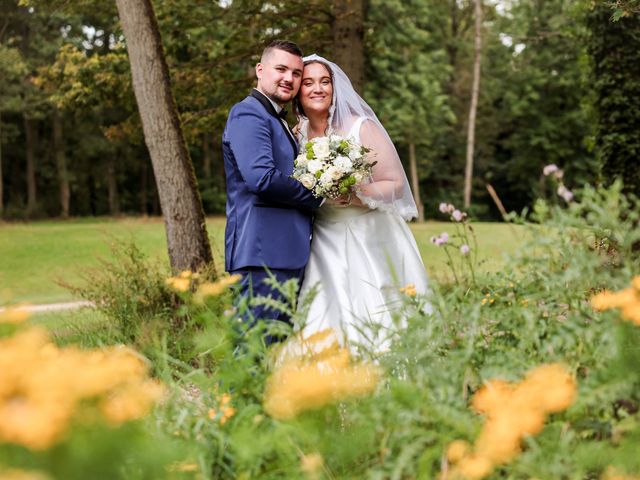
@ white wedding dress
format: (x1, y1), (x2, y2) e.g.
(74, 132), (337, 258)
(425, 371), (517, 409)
(297, 118), (430, 353)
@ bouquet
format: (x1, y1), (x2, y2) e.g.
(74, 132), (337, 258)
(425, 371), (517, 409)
(292, 134), (375, 199)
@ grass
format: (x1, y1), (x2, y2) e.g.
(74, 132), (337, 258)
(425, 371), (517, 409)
(0, 216), (524, 304)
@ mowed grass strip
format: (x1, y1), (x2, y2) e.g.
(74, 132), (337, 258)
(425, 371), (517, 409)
(0, 217), (523, 304)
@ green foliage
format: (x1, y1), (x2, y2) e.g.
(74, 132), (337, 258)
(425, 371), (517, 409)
(588, 2), (640, 199)
(4, 183), (640, 478)
(145, 183), (640, 479)
(65, 241), (175, 343)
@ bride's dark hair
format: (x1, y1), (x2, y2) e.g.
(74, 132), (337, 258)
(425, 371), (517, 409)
(293, 59), (334, 119)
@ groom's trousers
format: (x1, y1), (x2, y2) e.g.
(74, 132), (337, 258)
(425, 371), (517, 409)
(231, 266), (305, 345)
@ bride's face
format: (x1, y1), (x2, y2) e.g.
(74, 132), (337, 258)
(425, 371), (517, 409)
(300, 62), (333, 116)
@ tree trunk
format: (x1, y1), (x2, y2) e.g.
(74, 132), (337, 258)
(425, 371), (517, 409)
(24, 116), (37, 217)
(408, 142), (424, 222)
(53, 110), (70, 218)
(332, 0), (365, 93)
(0, 112), (4, 217)
(107, 155), (120, 215)
(115, 0), (213, 273)
(463, 0), (482, 209)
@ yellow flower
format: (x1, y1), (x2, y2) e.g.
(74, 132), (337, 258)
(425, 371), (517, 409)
(0, 306), (31, 324)
(264, 329), (380, 420)
(0, 469), (51, 480)
(179, 270), (192, 278)
(447, 440), (471, 463)
(453, 454), (493, 480)
(194, 274), (242, 303)
(590, 279), (640, 326)
(446, 364), (576, 479)
(101, 379), (166, 425)
(219, 406), (236, 425)
(300, 452), (323, 480)
(0, 327), (164, 450)
(208, 408), (217, 419)
(165, 276), (190, 292)
(400, 284), (417, 297)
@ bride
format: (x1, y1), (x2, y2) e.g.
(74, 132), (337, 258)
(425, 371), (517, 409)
(293, 54), (430, 353)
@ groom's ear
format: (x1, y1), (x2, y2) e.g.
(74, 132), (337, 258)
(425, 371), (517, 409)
(255, 63), (263, 80)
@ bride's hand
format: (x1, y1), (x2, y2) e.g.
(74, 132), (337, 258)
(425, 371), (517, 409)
(325, 194), (351, 207)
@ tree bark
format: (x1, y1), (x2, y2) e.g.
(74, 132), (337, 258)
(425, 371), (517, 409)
(408, 142), (424, 222)
(24, 116), (37, 217)
(463, 0), (482, 209)
(332, 0), (365, 93)
(53, 109), (70, 218)
(115, 0), (213, 273)
(107, 155), (120, 215)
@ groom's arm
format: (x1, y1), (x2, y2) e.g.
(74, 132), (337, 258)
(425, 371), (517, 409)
(226, 106), (321, 210)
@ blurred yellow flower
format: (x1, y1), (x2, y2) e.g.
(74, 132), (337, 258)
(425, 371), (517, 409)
(447, 363), (575, 479)
(194, 274), (242, 303)
(0, 469), (51, 480)
(400, 284), (417, 297)
(264, 329), (380, 420)
(0, 306), (31, 324)
(0, 327), (164, 450)
(454, 454), (493, 480)
(300, 452), (323, 480)
(179, 270), (193, 278)
(447, 440), (471, 463)
(207, 391), (236, 425)
(165, 276), (190, 292)
(590, 277), (640, 326)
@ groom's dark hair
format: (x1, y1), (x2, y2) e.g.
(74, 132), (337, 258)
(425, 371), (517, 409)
(261, 39), (303, 61)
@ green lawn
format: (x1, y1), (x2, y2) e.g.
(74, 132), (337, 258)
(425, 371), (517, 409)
(0, 217), (524, 304)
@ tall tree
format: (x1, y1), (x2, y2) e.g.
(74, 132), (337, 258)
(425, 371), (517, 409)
(333, 0), (365, 93)
(588, 2), (640, 198)
(115, 0), (213, 272)
(0, 45), (27, 216)
(366, 0), (453, 221)
(52, 108), (70, 217)
(24, 116), (38, 216)
(463, 0), (482, 208)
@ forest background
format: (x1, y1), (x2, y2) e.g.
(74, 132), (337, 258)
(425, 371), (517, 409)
(0, 0), (639, 223)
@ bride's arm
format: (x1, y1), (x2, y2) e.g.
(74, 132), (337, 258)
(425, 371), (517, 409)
(353, 120), (405, 207)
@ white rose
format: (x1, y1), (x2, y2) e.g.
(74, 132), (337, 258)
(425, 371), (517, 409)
(306, 159), (323, 174)
(330, 134), (342, 143)
(326, 165), (343, 181)
(352, 171), (367, 184)
(295, 153), (308, 168)
(334, 156), (353, 173)
(312, 139), (331, 159)
(299, 173), (317, 189)
(319, 172), (333, 186)
(348, 147), (362, 160)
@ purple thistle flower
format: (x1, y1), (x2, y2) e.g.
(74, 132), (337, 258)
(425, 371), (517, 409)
(460, 244), (471, 256)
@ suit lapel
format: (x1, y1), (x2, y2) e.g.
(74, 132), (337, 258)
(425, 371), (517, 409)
(250, 90), (298, 155)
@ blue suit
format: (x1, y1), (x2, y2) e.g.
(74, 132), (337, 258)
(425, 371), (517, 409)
(222, 89), (322, 339)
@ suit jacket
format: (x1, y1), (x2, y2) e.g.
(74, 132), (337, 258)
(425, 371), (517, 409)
(222, 90), (322, 271)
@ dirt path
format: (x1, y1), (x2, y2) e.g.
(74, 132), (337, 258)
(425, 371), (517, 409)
(0, 301), (93, 314)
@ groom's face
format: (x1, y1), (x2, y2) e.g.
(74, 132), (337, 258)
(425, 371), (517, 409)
(256, 48), (303, 105)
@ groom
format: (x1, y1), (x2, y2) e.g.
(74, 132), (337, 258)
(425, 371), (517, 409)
(222, 40), (322, 342)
